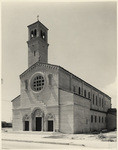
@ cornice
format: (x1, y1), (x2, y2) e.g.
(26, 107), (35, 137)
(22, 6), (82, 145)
(20, 62), (59, 79)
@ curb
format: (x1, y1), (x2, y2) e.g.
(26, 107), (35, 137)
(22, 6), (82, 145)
(2, 139), (85, 147)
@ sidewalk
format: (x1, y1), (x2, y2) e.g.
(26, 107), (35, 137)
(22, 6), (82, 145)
(2, 131), (117, 149)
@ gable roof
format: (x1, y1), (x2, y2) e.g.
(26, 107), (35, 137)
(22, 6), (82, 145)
(20, 61), (59, 79)
(11, 95), (20, 102)
(27, 21), (49, 30)
(19, 61), (111, 99)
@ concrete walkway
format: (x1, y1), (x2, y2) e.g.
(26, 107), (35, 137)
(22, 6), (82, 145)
(2, 131), (117, 149)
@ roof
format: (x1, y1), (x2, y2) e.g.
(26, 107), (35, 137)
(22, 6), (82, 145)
(27, 21), (49, 30)
(107, 108), (117, 115)
(20, 61), (59, 78)
(20, 61), (111, 99)
(11, 95), (20, 102)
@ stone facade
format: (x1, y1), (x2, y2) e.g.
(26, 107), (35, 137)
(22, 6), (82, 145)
(11, 20), (115, 133)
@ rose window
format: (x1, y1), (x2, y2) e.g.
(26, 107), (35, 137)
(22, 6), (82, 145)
(31, 75), (45, 92)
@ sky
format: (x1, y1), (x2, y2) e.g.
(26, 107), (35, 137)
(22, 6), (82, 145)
(1, 1), (117, 122)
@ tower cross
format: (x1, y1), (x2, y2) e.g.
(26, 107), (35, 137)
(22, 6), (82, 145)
(37, 15), (39, 21)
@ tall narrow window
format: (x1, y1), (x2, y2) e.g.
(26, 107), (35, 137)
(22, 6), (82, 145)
(25, 80), (28, 90)
(99, 98), (101, 106)
(91, 115), (93, 123)
(102, 117), (103, 123)
(96, 96), (98, 105)
(84, 90), (86, 97)
(40, 30), (46, 40)
(78, 87), (81, 95)
(48, 74), (52, 86)
(34, 29), (37, 37)
(93, 94), (94, 104)
(31, 30), (34, 38)
(99, 116), (100, 123)
(102, 98), (104, 107)
(95, 116), (97, 123)
(88, 92), (90, 99)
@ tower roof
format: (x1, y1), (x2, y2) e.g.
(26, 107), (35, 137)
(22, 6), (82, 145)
(27, 20), (49, 30)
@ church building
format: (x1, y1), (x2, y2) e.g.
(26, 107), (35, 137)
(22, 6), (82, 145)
(11, 19), (115, 133)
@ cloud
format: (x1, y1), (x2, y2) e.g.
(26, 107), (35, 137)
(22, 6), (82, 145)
(101, 78), (117, 108)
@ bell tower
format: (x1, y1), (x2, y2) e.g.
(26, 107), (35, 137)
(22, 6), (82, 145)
(27, 20), (49, 67)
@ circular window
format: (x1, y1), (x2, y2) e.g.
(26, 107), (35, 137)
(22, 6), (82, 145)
(31, 74), (45, 92)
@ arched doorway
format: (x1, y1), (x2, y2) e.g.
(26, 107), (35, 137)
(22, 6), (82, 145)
(32, 108), (44, 131)
(23, 114), (30, 131)
(46, 113), (55, 132)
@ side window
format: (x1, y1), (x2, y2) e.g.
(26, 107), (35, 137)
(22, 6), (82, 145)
(99, 98), (101, 106)
(31, 30), (34, 38)
(102, 98), (104, 107)
(40, 30), (46, 40)
(88, 92), (90, 99)
(78, 87), (81, 95)
(34, 29), (37, 37)
(25, 80), (28, 90)
(96, 96), (98, 105)
(84, 90), (86, 97)
(102, 117), (103, 123)
(48, 74), (53, 86)
(99, 116), (100, 123)
(93, 94), (94, 104)
(30, 29), (37, 39)
(91, 115), (93, 123)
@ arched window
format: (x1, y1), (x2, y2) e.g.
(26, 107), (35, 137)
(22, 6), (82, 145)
(78, 87), (81, 95)
(102, 98), (104, 107)
(102, 117), (103, 123)
(93, 94), (94, 104)
(34, 29), (37, 37)
(31, 30), (34, 38)
(91, 115), (93, 123)
(40, 30), (46, 40)
(25, 80), (28, 90)
(88, 92), (90, 99)
(42, 32), (45, 39)
(99, 116), (101, 123)
(95, 116), (97, 123)
(48, 74), (53, 86)
(96, 96), (98, 105)
(99, 98), (101, 106)
(84, 90), (86, 97)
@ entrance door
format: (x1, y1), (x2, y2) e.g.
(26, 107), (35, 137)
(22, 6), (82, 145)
(36, 117), (42, 131)
(48, 120), (53, 131)
(25, 121), (29, 131)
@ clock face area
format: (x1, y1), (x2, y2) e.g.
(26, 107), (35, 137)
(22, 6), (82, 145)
(30, 73), (45, 92)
